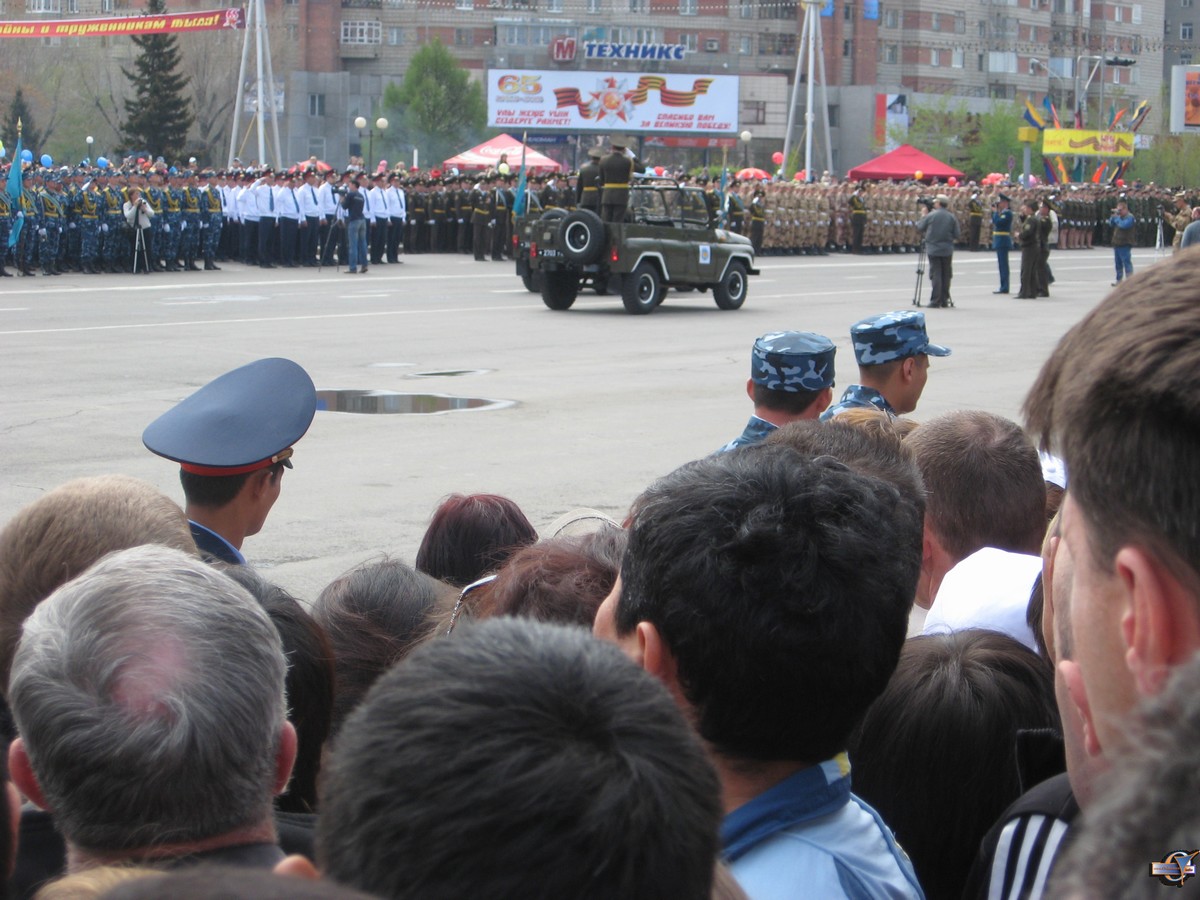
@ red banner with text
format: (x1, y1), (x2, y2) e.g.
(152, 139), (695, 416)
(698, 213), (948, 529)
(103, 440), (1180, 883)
(0, 7), (243, 38)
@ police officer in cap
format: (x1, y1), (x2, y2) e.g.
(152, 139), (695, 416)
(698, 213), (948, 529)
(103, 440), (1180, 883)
(992, 193), (1013, 294)
(143, 358), (317, 564)
(577, 146), (604, 214)
(821, 310), (950, 420)
(599, 135), (642, 224)
(719, 331), (836, 452)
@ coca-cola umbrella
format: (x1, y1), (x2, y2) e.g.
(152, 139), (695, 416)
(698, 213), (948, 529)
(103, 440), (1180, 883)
(287, 159), (334, 174)
(736, 167), (771, 181)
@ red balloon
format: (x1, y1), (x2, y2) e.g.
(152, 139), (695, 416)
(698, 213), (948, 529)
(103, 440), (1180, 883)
(947, 176), (958, 187)
(654, 165), (665, 176)
(1116, 178), (1125, 186)
(772, 151), (784, 165)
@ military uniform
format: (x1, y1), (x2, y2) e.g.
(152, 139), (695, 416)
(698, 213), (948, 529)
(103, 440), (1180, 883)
(599, 137), (636, 224)
(719, 331), (837, 453)
(76, 181), (102, 273)
(821, 310), (951, 421)
(577, 148), (603, 213)
(991, 196), (1013, 293)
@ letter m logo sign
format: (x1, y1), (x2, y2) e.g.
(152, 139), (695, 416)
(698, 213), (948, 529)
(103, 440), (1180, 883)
(551, 36), (576, 61)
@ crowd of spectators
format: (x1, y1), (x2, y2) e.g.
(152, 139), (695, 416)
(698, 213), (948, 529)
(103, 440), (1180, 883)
(0, 249), (1197, 900)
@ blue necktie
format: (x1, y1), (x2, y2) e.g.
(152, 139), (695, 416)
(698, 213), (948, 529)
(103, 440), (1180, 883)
(269, 189), (274, 212)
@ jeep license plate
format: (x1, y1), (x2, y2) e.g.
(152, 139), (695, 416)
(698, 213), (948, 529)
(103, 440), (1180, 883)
(542, 249), (559, 257)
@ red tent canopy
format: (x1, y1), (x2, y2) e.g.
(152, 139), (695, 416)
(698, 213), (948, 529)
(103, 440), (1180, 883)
(443, 134), (562, 173)
(847, 144), (964, 182)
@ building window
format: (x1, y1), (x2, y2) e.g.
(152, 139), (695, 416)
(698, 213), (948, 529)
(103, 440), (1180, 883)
(977, 52), (985, 71)
(738, 34), (752, 52)
(1183, 52), (1194, 63)
(1183, 21), (1194, 38)
(308, 93), (326, 116)
(101, 0), (113, 10)
(884, 7), (897, 25)
(680, 0), (697, 13)
(629, 0), (646, 11)
(455, 0), (471, 9)
(1183, 0), (1193, 9)
(545, 0), (562, 9)
(384, 0), (404, 6)
(681, 31), (697, 50)
(455, 27), (473, 44)
(743, 100), (767, 124)
(931, 11), (940, 29)
(1113, 4), (1123, 20)
(587, 0), (602, 11)
(739, 0), (754, 15)
(843, 2), (852, 19)
(884, 43), (898, 62)
(930, 47), (941, 65)
(26, 0), (60, 13)
(341, 20), (381, 42)
(952, 47), (964, 67)
(987, 50), (1017, 72)
(66, 0), (77, 11)
(843, 38), (852, 55)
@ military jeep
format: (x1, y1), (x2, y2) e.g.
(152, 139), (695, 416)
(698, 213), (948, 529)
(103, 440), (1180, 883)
(523, 178), (759, 315)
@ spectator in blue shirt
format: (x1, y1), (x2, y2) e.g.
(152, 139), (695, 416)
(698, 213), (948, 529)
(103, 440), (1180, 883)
(341, 176), (368, 275)
(1108, 199), (1135, 286)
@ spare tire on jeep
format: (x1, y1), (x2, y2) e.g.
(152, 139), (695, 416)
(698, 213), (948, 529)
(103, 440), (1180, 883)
(557, 209), (605, 265)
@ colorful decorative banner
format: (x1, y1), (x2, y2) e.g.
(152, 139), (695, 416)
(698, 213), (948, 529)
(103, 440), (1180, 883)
(0, 7), (243, 39)
(487, 69), (739, 134)
(1042, 128), (1134, 158)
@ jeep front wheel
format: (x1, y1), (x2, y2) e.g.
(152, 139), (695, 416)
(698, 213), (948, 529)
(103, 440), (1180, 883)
(541, 270), (579, 310)
(713, 261), (748, 310)
(622, 262), (662, 315)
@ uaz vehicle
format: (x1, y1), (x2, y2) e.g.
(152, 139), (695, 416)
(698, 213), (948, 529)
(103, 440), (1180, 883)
(521, 177), (759, 315)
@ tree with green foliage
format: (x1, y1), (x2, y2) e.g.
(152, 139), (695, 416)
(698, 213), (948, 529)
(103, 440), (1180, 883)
(382, 38), (487, 169)
(1127, 134), (1200, 187)
(3, 88), (45, 157)
(120, 0), (194, 163)
(964, 102), (1030, 179)
(885, 98), (1044, 181)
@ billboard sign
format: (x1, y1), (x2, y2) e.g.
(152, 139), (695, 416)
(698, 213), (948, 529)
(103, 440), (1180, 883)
(1169, 65), (1200, 133)
(487, 69), (739, 133)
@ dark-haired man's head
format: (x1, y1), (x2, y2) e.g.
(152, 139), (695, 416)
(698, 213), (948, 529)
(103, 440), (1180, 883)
(595, 443), (923, 765)
(763, 418), (923, 500)
(1024, 253), (1200, 759)
(318, 618), (721, 900)
(905, 410), (1046, 608)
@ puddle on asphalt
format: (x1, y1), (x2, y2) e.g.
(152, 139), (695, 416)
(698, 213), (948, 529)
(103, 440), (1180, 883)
(316, 390), (515, 415)
(407, 369), (492, 378)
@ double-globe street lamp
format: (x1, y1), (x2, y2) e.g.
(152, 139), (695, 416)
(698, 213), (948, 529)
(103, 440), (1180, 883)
(354, 116), (389, 171)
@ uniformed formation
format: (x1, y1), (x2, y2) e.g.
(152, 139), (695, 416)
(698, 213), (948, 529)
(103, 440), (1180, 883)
(0, 159), (1187, 278)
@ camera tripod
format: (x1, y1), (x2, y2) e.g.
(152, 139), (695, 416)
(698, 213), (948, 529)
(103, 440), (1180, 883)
(132, 224), (151, 275)
(912, 243), (926, 307)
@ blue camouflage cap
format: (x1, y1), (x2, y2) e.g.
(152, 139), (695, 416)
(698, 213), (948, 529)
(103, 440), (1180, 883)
(751, 331), (836, 392)
(143, 358), (316, 476)
(851, 310), (951, 366)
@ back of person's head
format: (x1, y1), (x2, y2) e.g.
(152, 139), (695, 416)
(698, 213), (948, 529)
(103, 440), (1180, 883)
(222, 566), (333, 814)
(0, 475), (196, 696)
(833, 406), (920, 440)
(905, 410), (1046, 561)
(763, 418), (923, 499)
(96, 866), (377, 900)
(9, 545), (287, 854)
(848, 630), (1059, 900)
(1025, 256), (1200, 584)
(34, 865), (162, 900)
(318, 618), (721, 900)
(1052, 651), (1200, 900)
(473, 528), (626, 626)
(615, 443), (924, 763)
(414, 493), (538, 587)
(313, 558), (455, 735)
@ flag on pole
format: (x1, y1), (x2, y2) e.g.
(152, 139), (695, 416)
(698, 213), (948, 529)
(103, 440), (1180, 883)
(1091, 162), (1107, 184)
(511, 132), (529, 217)
(1109, 107), (1127, 129)
(1128, 100), (1151, 132)
(1055, 157), (1070, 184)
(1023, 98), (1047, 130)
(7, 128), (23, 250)
(1073, 103), (1084, 130)
(1042, 95), (1061, 129)
(1042, 158), (1059, 185)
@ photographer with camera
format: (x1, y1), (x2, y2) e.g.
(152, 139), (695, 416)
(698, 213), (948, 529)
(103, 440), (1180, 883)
(122, 187), (155, 274)
(1109, 198), (1136, 285)
(915, 194), (960, 308)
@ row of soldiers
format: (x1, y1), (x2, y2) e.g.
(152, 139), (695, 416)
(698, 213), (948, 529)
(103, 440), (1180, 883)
(0, 166), (224, 277)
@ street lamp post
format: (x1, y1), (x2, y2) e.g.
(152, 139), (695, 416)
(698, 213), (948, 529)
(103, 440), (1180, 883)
(85, 135), (94, 165)
(354, 116), (389, 171)
(1074, 55), (1136, 129)
(740, 130), (752, 168)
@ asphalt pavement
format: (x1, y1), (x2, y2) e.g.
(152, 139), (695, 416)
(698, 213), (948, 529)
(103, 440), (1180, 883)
(0, 244), (1166, 600)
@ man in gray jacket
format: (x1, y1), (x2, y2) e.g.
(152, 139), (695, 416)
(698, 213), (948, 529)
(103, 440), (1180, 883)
(916, 194), (961, 308)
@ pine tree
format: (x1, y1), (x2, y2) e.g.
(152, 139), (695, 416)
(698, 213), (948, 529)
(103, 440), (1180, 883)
(3, 88), (44, 156)
(120, 0), (194, 163)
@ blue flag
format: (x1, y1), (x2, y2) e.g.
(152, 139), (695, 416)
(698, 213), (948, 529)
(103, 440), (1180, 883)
(1023, 99), (1046, 131)
(511, 134), (528, 217)
(7, 134), (23, 250)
